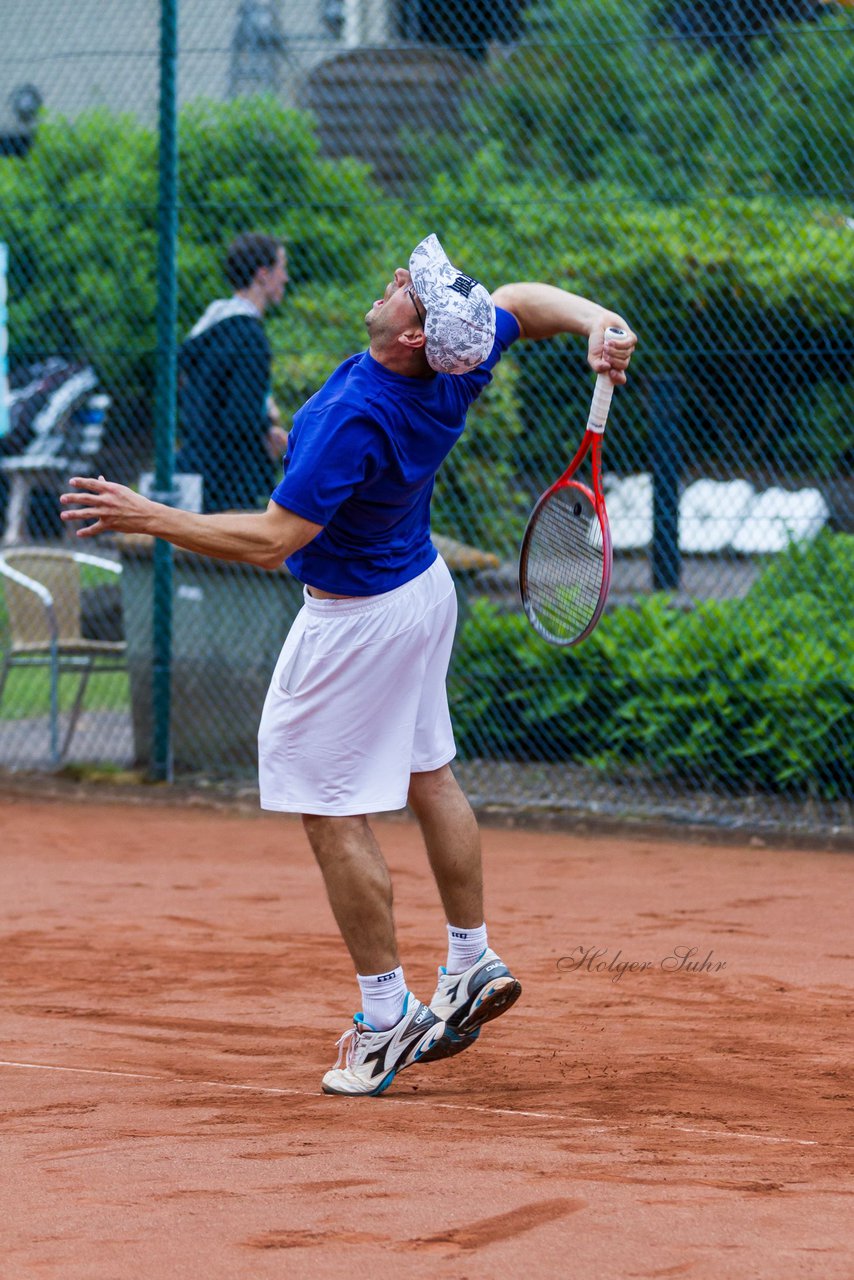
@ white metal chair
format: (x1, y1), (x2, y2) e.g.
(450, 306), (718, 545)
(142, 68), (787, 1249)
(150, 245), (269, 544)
(0, 548), (127, 766)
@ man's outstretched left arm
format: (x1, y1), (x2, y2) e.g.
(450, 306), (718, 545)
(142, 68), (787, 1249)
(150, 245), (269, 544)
(60, 479), (321, 571)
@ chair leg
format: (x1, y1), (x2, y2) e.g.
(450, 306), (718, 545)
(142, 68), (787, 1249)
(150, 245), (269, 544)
(61, 658), (93, 762)
(2, 475), (29, 546)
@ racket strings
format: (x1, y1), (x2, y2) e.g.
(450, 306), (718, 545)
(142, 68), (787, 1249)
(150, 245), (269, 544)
(523, 488), (605, 643)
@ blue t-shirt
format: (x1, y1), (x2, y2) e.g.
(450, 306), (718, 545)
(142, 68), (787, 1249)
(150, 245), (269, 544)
(272, 305), (520, 595)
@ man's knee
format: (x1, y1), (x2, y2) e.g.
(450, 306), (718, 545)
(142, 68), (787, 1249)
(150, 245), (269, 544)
(301, 812), (370, 856)
(408, 763), (457, 808)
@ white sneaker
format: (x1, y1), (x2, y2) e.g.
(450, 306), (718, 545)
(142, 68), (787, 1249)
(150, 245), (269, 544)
(429, 948), (521, 1043)
(321, 992), (447, 1097)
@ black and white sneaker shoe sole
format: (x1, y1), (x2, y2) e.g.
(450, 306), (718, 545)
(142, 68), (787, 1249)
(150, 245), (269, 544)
(452, 975), (522, 1035)
(422, 975), (523, 1063)
(419, 1024), (481, 1062)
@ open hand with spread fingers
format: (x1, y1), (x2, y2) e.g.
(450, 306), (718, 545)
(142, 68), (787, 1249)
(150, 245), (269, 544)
(60, 476), (157, 538)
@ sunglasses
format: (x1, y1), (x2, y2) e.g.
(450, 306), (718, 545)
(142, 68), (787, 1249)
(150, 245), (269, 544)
(406, 285), (425, 327)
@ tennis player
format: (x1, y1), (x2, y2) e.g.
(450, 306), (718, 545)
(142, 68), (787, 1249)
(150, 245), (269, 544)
(61, 234), (636, 1097)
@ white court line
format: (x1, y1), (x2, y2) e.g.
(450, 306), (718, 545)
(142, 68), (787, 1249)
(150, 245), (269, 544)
(0, 1059), (304, 1095)
(0, 1060), (170, 1084)
(0, 1059), (818, 1146)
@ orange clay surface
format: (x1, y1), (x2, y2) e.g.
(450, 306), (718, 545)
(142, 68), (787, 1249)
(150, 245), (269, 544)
(0, 794), (851, 1279)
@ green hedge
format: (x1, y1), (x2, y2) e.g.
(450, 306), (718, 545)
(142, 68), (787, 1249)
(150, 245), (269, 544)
(0, 98), (378, 420)
(450, 532), (854, 798)
(418, 1), (854, 204)
(424, 168), (854, 481)
(1, 97), (851, 548)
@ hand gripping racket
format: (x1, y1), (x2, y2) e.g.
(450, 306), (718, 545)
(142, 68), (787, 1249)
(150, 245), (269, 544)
(518, 326), (626, 646)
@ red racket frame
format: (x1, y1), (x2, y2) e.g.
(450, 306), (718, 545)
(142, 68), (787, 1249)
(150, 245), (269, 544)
(519, 427), (613, 645)
(520, 328), (626, 645)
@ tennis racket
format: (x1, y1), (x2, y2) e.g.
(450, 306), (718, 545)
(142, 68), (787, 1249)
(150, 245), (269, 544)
(518, 326), (626, 646)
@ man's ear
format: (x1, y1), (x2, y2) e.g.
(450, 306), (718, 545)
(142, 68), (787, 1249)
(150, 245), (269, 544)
(398, 328), (427, 352)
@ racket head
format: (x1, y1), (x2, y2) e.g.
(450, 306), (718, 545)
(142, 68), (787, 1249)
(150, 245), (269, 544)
(518, 479), (613, 646)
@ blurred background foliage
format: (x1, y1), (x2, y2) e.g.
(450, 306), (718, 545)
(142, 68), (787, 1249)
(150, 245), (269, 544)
(0, 0), (851, 800)
(0, 75), (851, 550)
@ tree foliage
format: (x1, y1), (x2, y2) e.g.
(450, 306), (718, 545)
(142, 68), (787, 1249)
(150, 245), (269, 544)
(422, 1), (853, 202)
(0, 44), (850, 531)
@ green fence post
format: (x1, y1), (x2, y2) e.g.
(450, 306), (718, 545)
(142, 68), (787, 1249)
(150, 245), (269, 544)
(151, 0), (179, 782)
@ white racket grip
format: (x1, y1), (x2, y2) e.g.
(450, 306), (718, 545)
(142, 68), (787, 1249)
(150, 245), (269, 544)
(587, 377), (614, 434)
(586, 326), (627, 434)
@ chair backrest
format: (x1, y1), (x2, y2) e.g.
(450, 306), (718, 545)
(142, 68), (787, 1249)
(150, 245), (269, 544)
(1, 549), (83, 647)
(9, 363), (99, 456)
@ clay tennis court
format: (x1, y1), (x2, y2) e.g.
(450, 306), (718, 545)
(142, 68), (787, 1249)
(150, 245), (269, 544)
(1, 789), (851, 1278)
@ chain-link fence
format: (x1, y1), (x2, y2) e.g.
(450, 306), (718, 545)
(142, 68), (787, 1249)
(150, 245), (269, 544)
(0, 0), (851, 830)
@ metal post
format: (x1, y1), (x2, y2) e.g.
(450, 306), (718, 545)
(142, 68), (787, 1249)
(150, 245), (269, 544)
(151, 0), (179, 782)
(650, 374), (682, 593)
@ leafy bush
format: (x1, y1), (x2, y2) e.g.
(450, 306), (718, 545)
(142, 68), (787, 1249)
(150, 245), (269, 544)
(428, 171), (853, 480)
(1, 95), (850, 530)
(0, 98), (379, 449)
(431, 1), (854, 204)
(727, 16), (854, 201)
(478, 0), (655, 186)
(450, 531), (854, 797)
(0, 109), (159, 411)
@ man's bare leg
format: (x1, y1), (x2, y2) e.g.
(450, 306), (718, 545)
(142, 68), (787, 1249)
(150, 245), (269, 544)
(407, 763), (520, 1036)
(301, 814), (398, 975)
(304, 812), (451, 1096)
(407, 764), (484, 927)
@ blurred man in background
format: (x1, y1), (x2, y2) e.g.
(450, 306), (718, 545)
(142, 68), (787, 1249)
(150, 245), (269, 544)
(176, 232), (288, 512)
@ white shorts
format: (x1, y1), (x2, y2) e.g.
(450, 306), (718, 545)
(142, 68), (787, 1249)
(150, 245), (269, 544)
(258, 556), (458, 816)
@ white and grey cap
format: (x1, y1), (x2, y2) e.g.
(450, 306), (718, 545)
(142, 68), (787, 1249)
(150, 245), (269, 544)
(409, 234), (496, 375)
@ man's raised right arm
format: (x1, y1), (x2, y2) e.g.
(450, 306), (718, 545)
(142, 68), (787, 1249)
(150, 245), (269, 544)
(491, 282), (637, 384)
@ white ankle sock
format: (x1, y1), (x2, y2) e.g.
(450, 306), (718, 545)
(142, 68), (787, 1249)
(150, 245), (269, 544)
(356, 965), (407, 1031)
(446, 922), (488, 974)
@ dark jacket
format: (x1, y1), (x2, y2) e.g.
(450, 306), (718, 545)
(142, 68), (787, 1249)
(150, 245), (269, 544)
(176, 300), (276, 512)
